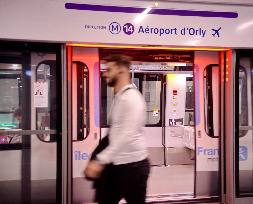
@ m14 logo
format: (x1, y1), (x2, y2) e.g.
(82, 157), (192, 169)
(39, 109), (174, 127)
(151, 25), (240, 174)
(123, 23), (134, 35)
(109, 22), (134, 35)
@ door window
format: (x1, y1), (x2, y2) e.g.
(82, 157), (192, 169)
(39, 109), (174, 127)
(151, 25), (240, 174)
(203, 65), (220, 138)
(71, 61), (89, 141)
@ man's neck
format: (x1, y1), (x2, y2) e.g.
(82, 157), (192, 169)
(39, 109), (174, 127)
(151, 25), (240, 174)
(114, 80), (131, 94)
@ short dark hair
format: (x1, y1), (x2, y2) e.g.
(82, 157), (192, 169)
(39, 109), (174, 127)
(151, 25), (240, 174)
(104, 54), (131, 69)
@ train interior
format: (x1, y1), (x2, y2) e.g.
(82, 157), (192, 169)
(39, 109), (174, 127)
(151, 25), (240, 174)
(0, 42), (252, 203)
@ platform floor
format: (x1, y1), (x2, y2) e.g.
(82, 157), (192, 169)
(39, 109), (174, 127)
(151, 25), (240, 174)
(78, 164), (195, 203)
(147, 165), (194, 196)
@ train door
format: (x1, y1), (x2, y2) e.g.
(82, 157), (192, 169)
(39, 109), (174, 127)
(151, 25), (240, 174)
(0, 42), (62, 204)
(225, 50), (253, 204)
(194, 51), (221, 197)
(67, 47), (100, 203)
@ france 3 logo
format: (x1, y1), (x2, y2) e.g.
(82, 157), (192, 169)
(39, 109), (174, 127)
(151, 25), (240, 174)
(239, 146), (248, 161)
(109, 22), (134, 35)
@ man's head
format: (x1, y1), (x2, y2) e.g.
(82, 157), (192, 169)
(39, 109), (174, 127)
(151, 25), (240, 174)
(103, 54), (131, 87)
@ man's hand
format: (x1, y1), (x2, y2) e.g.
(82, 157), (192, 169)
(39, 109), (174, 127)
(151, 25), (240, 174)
(84, 160), (105, 179)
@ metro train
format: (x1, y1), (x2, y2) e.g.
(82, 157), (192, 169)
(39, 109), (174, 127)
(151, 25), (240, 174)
(0, 0), (253, 204)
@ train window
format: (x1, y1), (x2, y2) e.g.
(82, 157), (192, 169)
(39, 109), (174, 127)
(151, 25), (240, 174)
(100, 72), (162, 127)
(238, 66), (248, 137)
(0, 63), (22, 144)
(72, 61), (89, 141)
(203, 64), (219, 138)
(100, 75), (114, 127)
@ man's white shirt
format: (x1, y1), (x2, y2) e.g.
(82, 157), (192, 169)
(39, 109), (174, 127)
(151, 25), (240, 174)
(96, 84), (148, 165)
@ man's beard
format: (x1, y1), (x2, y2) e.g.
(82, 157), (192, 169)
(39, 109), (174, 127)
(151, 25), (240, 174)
(107, 76), (118, 87)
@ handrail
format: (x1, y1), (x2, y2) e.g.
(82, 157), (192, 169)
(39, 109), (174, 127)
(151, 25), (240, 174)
(161, 81), (166, 166)
(0, 129), (57, 135)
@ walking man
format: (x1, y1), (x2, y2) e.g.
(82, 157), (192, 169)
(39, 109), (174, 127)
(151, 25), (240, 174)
(85, 54), (150, 204)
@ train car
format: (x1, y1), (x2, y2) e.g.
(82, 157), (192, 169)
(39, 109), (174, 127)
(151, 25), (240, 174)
(0, 0), (253, 204)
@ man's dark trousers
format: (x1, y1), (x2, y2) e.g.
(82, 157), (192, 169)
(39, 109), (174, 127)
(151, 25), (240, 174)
(95, 158), (150, 204)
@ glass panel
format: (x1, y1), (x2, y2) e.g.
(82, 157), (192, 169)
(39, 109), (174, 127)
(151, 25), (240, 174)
(141, 74), (161, 125)
(34, 55), (56, 142)
(0, 63), (22, 144)
(84, 77), (87, 127)
(72, 62), (89, 141)
(100, 76), (107, 127)
(100, 73), (162, 126)
(239, 67), (248, 137)
(100, 76), (114, 127)
(30, 51), (59, 203)
(237, 57), (253, 195)
(165, 74), (194, 127)
(203, 65), (220, 137)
